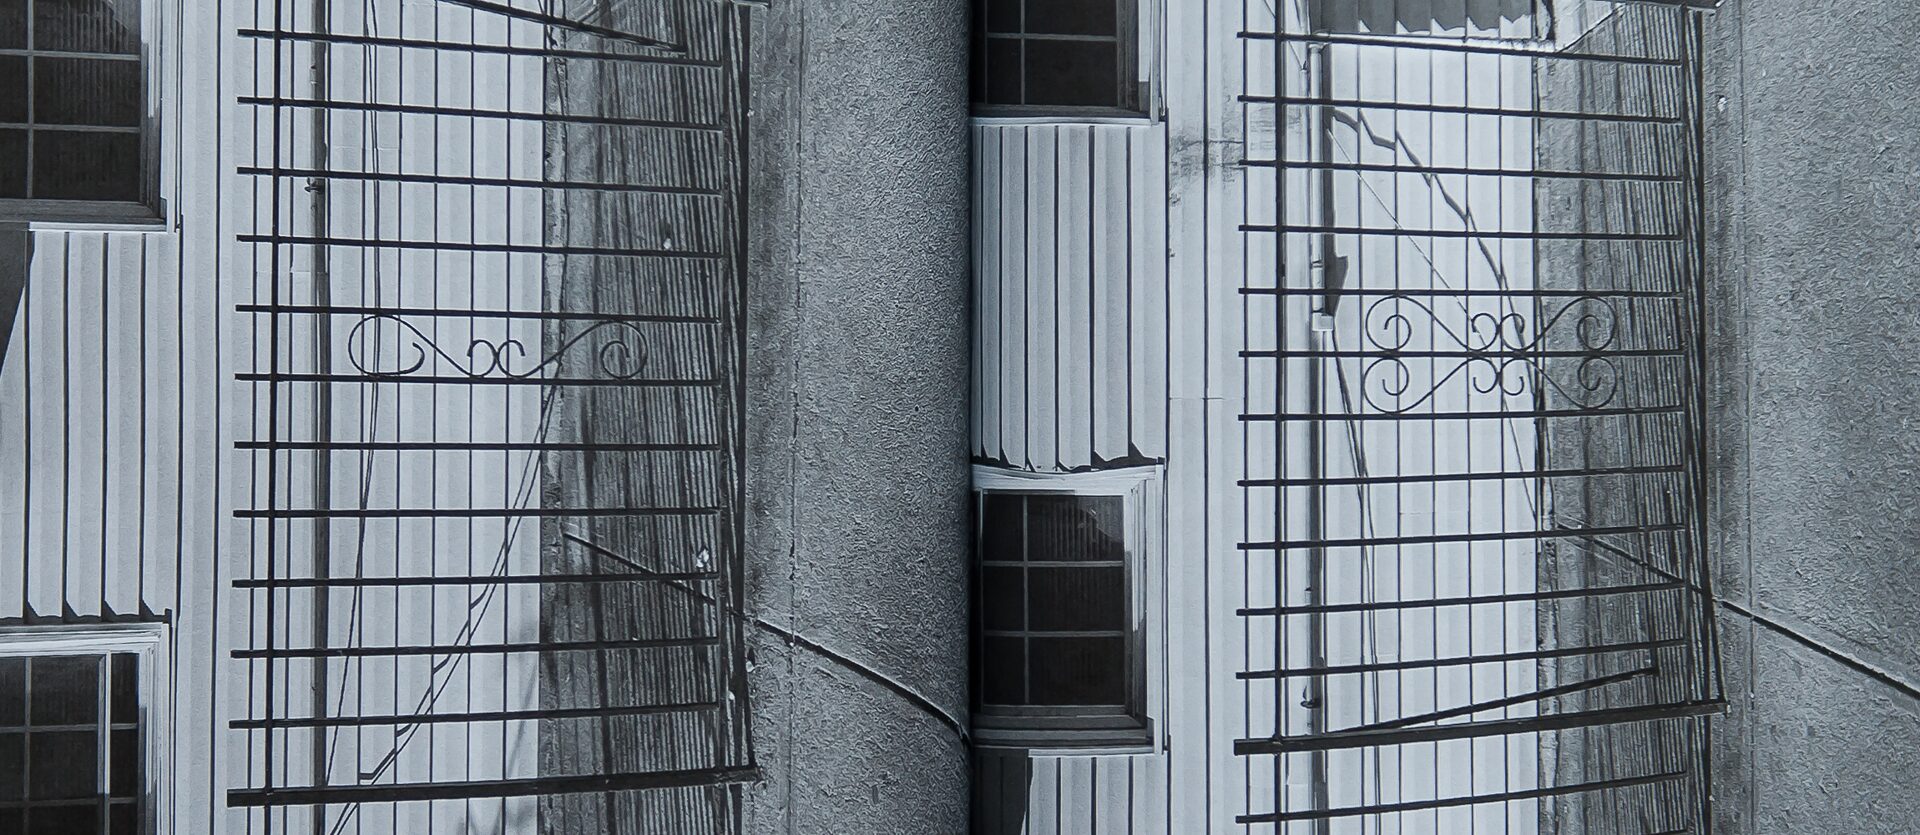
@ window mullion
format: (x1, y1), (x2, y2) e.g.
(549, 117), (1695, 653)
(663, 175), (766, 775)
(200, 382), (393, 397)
(96, 654), (110, 830)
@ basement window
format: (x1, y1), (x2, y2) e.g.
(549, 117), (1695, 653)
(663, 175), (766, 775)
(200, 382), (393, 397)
(972, 0), (1149, 115)
(972, 465), (1161, 754)
(0, 0), (163, 223)
(0, 625), (165, 835)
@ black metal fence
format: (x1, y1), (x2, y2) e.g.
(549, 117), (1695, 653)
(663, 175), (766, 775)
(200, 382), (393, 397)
(1237, 1), (1721, 830)
(231, 0), (753, 831)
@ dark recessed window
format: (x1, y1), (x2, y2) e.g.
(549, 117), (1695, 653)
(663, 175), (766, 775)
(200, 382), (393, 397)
(972, 0), (1141, 112)
(973, 473), (1159, 752)
(0, 0), (149, 206)
(0, 652), (144, 834)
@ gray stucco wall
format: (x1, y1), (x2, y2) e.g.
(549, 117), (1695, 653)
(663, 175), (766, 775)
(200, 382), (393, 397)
(740, 2), (973, 833)
(1702, 0), (1920, 832)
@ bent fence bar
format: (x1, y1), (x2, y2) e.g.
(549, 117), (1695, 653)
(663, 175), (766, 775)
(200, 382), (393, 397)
(230, 0), (753, 832)
(1237, 2), (1722, 831)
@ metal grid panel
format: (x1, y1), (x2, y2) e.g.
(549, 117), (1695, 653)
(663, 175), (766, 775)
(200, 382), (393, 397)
(230, 0), (752, 831)
(1236, 2), (1722, 831)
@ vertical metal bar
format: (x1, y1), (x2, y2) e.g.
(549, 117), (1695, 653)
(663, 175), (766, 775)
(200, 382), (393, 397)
(305, 0), (334, 822)
(1304, 31), (1333, 835)
(97, 654), (110, 832)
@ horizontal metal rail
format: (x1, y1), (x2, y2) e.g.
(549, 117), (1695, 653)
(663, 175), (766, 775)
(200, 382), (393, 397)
(1240, 223), (1684, 242)
(1242, 347), (1685, 359)
(233, 636), (719, 659)
(231, 700), (720, 730)
(1239, 463), (1685, 489)
(235, 571), (720, 589)
(1240, 286), (1688, 299)
(1240, 94), (1685, 125)
(239, 165), (723, 196)
(236, 232), (726, 260)
(235, 440), (721, 452)
(1238, 522), (1684, 552)
(237, 303), (721, 324)
(1241, 405), (1686, 422)
(1237, 637), (1684, 680)
(241, 95), (718, 131)
(228, 766), (763, 807)
(1237, 158), (1684, 182)
(1237, 581), (1684, 617)
(1238, 30), (1688, 67)
(236, 28), (715, 66)
(1235, 701), (1724, 756)
(1342, 666), (1658, 733)
(1235, 770), (1690, 823)
(236, 372), (719, 387)
(233, 505), (720, 519)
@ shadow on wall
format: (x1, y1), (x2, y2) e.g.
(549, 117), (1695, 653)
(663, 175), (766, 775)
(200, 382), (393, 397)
(970, 752), (1033, 835)
(0, 231), (26, 370)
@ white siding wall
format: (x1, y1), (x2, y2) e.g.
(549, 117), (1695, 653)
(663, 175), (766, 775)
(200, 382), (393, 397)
(972, 121), (1168, 474)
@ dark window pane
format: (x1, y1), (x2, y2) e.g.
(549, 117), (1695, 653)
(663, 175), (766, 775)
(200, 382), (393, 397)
(1026, 0), (1118, 37)
(0, 807), (18, 835)
(979, 636), (1026, 705)
(1029, 636), (1125, 705)
(108, 654), (135, 724)
(0, 56), (26, 123)
(985, 0), (1021, 32)
(110, 802), (135, 835)
(1028, 565), (1125, 631)
(33, 0), (141, 54)
(0, 0), (25, 49)
(1024, 38), (1118, 108)
(0, 129), (24, 199)
(108, 728), (137, 795)
(34, 57), (142, 127)
(0, 732), (22, 800)
(33, 130), (139, 201)
(980, 565), (1025, 631)
(983, 38), (1023, 106)
(28, 657), (98, 725)
(28, 729), (97, 800)
(27, 804), (99, 835)
(1027, 494), (1124, 561)
(0, 657), (24, 725)
(978, 492), (1024, 562)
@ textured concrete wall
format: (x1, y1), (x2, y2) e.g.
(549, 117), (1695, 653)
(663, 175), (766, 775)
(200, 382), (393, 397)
(740, 1), (973, 833)
(1703, 1), (1920, 832)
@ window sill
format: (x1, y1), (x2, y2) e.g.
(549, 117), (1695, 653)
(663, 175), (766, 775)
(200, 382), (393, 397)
(0, 199), (168, 232)
(970, 106), (1156, 127)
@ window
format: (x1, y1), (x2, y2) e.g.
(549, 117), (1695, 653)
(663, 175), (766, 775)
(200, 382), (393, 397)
(0, 625), (164, 835)
(972, 0), (1145, 113)
(0, 0), (160, 220)
(972, 466), (1161, 753)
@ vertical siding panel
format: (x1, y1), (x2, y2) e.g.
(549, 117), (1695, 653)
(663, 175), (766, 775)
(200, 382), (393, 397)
(978, 125), (1003, 463)
(1132, 129), (1169, 461)
(999, 128), (1028, 470)
(65, 233), (110, 618)
(1093, 757), (1133, 834)
(1027, 756), (1062, 835)
(141, 234), (181, 615)
(1135, 754), (1168, 835)
(1057, 756), (1096, 835)
(1056, 126), (1094, 470)
(1163, 399), (1209, 828)
(1024, 127), (1059, 472)
(1091, 126), (1131, 465)
(0, 271), (24, 620)
(103, 234), (147, 617)
(24, 234), (68, 619)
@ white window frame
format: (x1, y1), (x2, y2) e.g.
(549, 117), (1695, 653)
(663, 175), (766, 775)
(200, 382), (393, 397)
(0, 622), (171, 835)
(0, 0), (173, 228)
(971, 464), (1165, 756)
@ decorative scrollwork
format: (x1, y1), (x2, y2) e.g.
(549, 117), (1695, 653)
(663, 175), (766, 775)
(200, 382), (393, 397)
(1357, 293), (1623, 414)
(345, 314), (651, 380)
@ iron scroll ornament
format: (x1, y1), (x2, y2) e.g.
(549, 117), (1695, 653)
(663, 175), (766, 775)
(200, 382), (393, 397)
(345, 314), (651, 380)
(1358, 293), (1621, 414)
